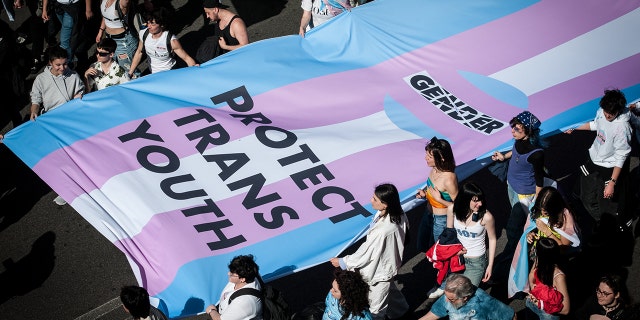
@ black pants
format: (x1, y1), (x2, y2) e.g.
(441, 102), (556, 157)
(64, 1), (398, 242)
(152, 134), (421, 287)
(579, 158), (629, 223)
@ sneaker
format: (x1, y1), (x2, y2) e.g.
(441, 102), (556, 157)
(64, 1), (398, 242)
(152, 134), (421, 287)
(53, 195), (67, 206)
(428, 288), (444, 299)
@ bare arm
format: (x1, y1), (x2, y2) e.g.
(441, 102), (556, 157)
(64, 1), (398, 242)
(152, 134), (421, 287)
(42, 0), (50, 20)
(565, 122), (590, 134)
(220, 18), (249, 51)
(171, 39), (198, 67)
(85, 0), (93, 19)
(528, 267), (536, 291)
(534, 219), (572, 246)
(491, 150), (512, 161)
(96, 17), (106, 43)
(482, 211), (497, 282)
(444, 173), (458, 201)
(129, 37), (145, 77)
(554, 272), (570, 315)
(603, 166), (622, 199)
(445, 203), (454, 228)
(299, 10), (311, 37)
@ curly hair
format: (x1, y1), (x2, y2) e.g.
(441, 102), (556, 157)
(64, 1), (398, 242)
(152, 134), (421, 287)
(228, 254), (259, 283)
(334, 270), (370, 320)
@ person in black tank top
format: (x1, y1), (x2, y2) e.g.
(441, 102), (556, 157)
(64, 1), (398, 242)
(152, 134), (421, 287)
(202, 0), (248, 57)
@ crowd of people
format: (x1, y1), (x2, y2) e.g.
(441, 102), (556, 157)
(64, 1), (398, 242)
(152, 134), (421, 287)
(0, 0), (252, 145)
(124, 105), (638, 320)
(2, 1), (640, 319)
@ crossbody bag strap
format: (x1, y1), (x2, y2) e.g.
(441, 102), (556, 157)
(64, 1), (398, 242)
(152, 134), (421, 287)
(228, 287), (262, 304)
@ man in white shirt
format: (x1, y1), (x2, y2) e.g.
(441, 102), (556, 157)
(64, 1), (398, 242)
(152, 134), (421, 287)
(129, 8), (197, 77)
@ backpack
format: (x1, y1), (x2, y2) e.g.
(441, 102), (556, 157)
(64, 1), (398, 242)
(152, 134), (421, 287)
(142, 29), (175, 58)
(228, 277), (290, 320)
(115, 0), (146, 36)
(195, 24), (221, 64)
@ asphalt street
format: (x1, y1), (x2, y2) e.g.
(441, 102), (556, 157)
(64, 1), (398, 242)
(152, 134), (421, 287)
(1, 1), (639, 319)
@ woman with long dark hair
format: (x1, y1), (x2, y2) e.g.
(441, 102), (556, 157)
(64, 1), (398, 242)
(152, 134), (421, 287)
(416, 137), (458, 252)
(330, 183), (409, 320)
(445, 181), (496, 287)
(509, 186), (580, 298)
(526, 238), (570, 319)
(526, 186), (580, 250)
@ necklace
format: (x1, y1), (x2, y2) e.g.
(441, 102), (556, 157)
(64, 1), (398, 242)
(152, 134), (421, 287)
(603, 302), (619, 313)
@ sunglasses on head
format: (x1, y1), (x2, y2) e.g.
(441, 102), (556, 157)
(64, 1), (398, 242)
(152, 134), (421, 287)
(96, 50), (111, 57)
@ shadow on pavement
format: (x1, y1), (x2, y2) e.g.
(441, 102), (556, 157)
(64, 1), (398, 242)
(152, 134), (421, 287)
(0, 144), (51, 232)
(0, 231), (56, 305)
(231, 0), (289, 28)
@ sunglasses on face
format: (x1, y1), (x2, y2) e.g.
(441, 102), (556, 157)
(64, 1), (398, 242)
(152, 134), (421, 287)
(96, 51), (111, 57)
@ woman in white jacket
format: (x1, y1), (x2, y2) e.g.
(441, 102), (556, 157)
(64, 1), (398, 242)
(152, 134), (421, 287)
(330, 183), (409, 320)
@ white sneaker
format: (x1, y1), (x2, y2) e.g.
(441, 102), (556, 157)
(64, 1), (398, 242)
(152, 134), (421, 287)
(428, 288), (444, 299)
(53, 195), (67, 206)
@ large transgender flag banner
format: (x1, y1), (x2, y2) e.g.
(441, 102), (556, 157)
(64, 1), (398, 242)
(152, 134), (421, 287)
(5, 0), (640, 317)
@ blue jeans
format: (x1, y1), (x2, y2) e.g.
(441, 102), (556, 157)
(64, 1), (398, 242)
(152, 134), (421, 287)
(526, 297), (559, 320)
(55, 2), (80, 61)
(462, 253), (487, 287)
(432, 214), (447, 243)
(110, 31), (140, 77)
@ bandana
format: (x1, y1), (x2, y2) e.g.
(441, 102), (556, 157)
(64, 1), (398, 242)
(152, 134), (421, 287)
(516, 111), (541, 130)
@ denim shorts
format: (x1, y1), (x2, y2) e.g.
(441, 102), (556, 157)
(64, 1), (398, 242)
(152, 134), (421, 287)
(108, 31), (139, 76)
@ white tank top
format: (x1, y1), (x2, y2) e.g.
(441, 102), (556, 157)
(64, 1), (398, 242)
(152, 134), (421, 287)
(101, 0), (124, 29)
(140, 30), (177, 73)
(453, 216), (486, 257)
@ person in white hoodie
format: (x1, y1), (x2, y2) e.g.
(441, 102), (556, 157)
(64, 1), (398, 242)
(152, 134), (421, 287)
(330, 183), (409, 320)
(566, 89), (632, 226)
